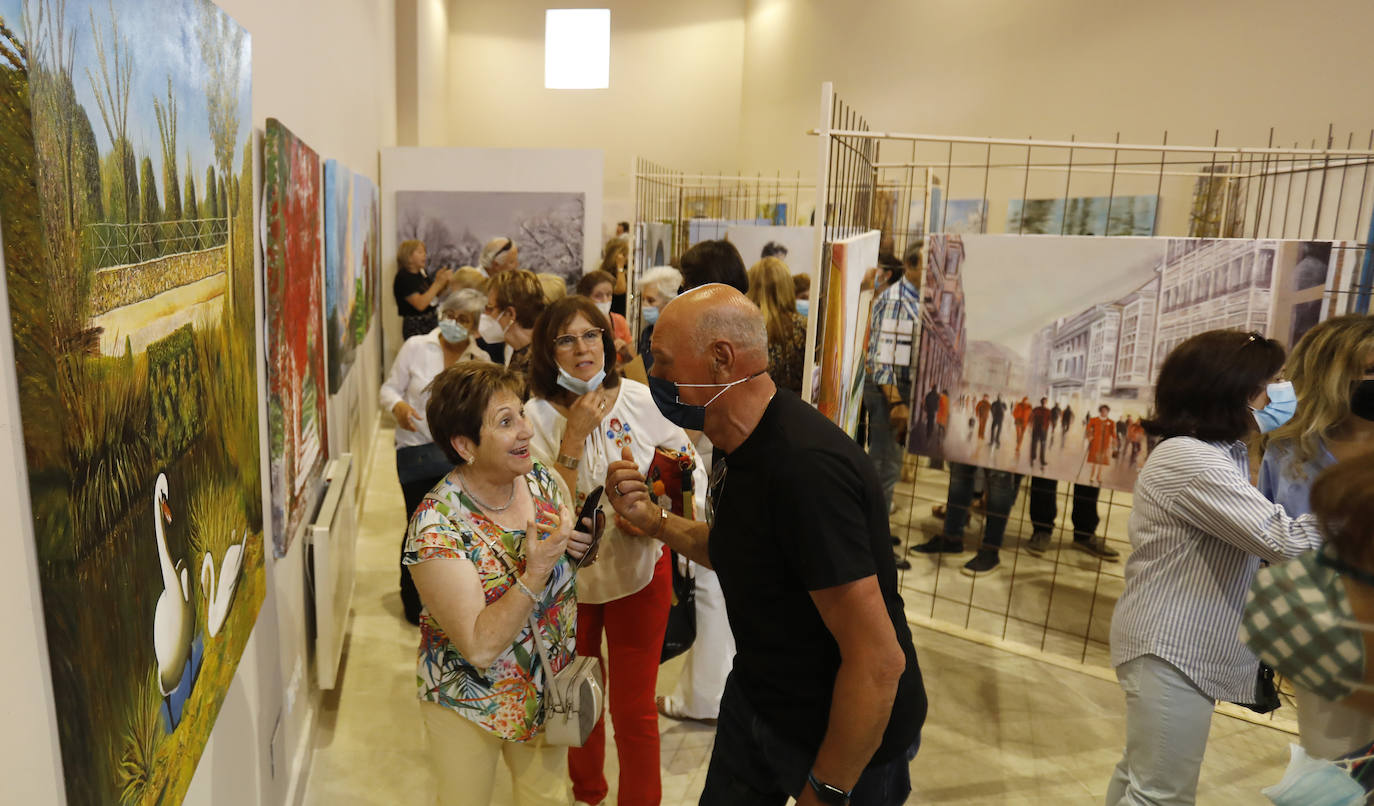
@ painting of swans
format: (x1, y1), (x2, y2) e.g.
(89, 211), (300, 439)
(0, 1), (264, 802)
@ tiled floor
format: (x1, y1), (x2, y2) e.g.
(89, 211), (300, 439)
(302, 429), (1296, 805)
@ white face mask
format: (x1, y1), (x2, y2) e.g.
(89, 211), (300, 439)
(595, 300), (612, 318)
(478, 312), (509, 344)
(556, 365), (607, 397)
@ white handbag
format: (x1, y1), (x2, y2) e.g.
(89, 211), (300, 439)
(526, 612), (604, 747)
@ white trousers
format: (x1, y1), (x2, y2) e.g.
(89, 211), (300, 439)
(665, 563), (735, 719)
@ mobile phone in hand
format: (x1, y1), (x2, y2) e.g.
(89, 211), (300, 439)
(572, 486), (604, 566)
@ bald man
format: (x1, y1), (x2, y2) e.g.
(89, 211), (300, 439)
(606, 285), (926, 806)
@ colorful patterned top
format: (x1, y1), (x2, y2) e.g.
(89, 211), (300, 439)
(402, 462), (577, 741)
(767, 312), (808, 394)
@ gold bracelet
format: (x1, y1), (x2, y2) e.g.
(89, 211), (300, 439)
(653, 506), (669, 539)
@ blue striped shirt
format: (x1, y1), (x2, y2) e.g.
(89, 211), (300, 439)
(1109, 437), (1324, 701)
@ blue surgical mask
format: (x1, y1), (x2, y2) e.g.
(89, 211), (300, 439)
(556, 366), (606, 397)
(438, 319), (468, 344)
(647, 371), (765, 431)
(796, 300), (810, 317)
(1252, 381), (1297, 433)
(1260, 744), (1364, 806)
(642, 306), (660, 326)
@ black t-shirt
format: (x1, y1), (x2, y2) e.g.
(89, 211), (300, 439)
(708, 390), (927, 763)
(394, 269), (431, 317)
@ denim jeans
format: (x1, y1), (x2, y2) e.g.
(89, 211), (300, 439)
(1105, 655), (1216, 806)
(1028, 478), (1101, 540)
(699, 675), (916, 806)
(943, 462), (1020, 550)
(863, 379), (902, 513)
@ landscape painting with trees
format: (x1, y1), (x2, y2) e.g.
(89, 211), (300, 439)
(324, 159), (379, 395)
(0, 0), (263, 803)
(265, 118), (328, 557)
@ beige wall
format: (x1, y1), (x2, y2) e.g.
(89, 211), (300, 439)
(740, 0), (1374, 182)
(444, 0), (748, 238)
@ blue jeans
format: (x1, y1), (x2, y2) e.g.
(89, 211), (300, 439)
(1106, 655), (1216, 806)
(944, 462), (1020, 550)
(863, 380), (901, 513)
(700, 675), (916, 806)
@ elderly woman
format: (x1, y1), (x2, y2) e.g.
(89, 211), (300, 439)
(537, 273), (569, 305)
(635, 266), (681, 370)
(405, 362), (596, 805)
(479, 270), (546, 376)
(395, 239), (453, 338)
(381, 289), (492, 623)
(525, 296), (707, 806)
(746, 256), (807, 394)
(1107, 330), (1324, 806)
(480, 237), (520, 276)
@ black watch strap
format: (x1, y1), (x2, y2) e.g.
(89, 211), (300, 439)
(807, 771), (851, 805)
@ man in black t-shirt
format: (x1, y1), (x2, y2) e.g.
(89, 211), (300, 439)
(606, 285), (926, 806)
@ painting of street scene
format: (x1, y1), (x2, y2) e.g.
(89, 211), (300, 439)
(0, 1), (263, 803)
(907, 234), (1346, 492)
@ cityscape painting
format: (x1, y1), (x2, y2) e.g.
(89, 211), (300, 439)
(906, 234), (1348, 492)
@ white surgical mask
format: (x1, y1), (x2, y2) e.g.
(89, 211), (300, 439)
(1260, 744), (1365, 806)
(556, 366), (606, 397)
(595, 300), (612, 318)
(478, 312), (509, 344)
(438, 320), (468, 344)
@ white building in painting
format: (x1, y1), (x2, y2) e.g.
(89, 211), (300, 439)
(1049, 304), (1120, 399)
(1152, 239), (1276, 370)
(1112, 281), (1159, 397)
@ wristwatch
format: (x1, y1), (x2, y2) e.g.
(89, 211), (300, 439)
(807, 771), (851, 805)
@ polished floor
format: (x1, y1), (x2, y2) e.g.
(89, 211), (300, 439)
(302, 428), (1296, 805)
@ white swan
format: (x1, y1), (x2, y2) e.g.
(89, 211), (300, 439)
(201, 530), (248, 638)
(152, 473), (193, 729)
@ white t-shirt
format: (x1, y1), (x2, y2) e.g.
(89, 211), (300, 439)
(527, 378), (707, 604)
(379, 330), (492, 448)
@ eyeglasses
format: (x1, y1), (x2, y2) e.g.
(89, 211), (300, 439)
(553, 328), (604, 351)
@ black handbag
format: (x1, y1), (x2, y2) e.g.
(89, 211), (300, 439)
(660, 551), (696, 664)
(1240, 663), (1282, 715)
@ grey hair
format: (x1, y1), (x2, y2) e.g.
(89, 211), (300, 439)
(639, 266), (683, 301)
(438, 287), (486, 321)
(692, 298), (768, 360)
(479, 237), (514, 270)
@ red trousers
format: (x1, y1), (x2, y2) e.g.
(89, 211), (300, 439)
(568, 549), (672, 805)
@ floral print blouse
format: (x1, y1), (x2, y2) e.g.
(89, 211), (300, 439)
(402, 462), (576, 741)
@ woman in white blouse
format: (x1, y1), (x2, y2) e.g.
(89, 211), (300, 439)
(380, 289), (493, 623)
(525, 296), (707, 806)
(1107, 330), (1323, 806)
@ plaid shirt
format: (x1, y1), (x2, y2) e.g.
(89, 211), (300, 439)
(864, 278), (919, 389)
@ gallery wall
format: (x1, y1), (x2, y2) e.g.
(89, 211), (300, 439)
(0, 1), (396, 805)
(443, 0), (748, 234)
(738, 0), (1374, 186)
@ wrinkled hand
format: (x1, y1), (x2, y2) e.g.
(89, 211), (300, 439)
(524, 509), (570, 581)
(567, 508), (605, 567)
(605, 447), (660, 537)
(565, 388), (608, 444)
(393, 401), (423, 432)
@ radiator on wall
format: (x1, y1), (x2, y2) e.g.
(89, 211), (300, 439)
(309, 453), (358, 690)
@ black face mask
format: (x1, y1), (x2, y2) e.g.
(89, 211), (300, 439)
(1352, 380), (1374, 422)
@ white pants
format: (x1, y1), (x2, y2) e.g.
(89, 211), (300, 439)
(421, 702), (571, 806)
(1105, 655), (1216, 806)
(665, 563), (735, 719)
